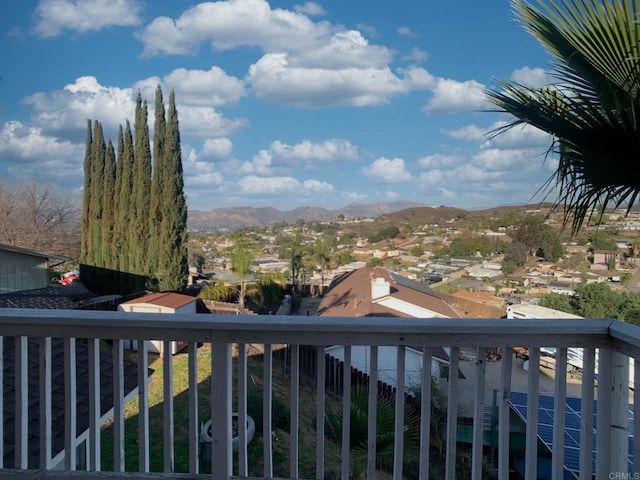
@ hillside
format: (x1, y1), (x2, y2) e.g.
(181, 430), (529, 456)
(187, 201), (425, 231)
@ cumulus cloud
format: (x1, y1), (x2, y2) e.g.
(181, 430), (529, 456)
(423, 78), (488, 114)
(24, 76), (135, 138)
(472, 148), (543, 172)
(138, 0), (333, 56)
(417, 153), (460, 169)
(480, 121), (551, 150)
(294, 2), (326, 16)
(397, 27), (416, 38)
(178, 105), (248, 138)
(342, 191), (367, 201)
(443, 124), (487, 143)
(270, 138), (359, 162)
(362, 157), (413, 183)
(248, 55), (434, 107)
(242, 150), (275, 175)
(32, 0), (141, 37)
(134, 67), (246, 107)
(510, 66), (549, 88)
(402, 47), (428, 63)
(202, 137), (233, 158)
(238, 175), (333, 194)
(0, 121), (84, 185)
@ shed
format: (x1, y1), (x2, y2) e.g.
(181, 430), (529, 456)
(118, 292), (197, 355)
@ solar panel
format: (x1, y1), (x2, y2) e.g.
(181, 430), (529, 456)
(509, 392), (634, 477)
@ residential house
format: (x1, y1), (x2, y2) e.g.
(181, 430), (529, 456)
(0, 244), (71, 294)
(317, 266), (459, 391)
(119, 292), (197, 355)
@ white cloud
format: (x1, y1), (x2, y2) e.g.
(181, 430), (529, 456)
(202, 137), (233, 158)
(270, 138), (359, 162)
(438, 187), (457, 199)
(397, 27), (416, 38)
(178, 106), (248, 138)
(342, 191), (367, 201)
(362, 157), (413, 183)
(383, 190), (399, 200)
(443, 124), (487, 143)
(242, 150), (275, 175)
(134, 67), (246, 107)
(423, 78), (488, 114)
(33, 0), (141, 37)
(294, 2), (326, 16)
(182, 144), (225, 187)
(402, 47), (428, 63)
(25, 76), (136, 137)
(510, 66), (549, 88)
(238, 175), (333, 194)
(138, 0), (334, 56)
(416, 153), (460, 169)
(449, 164), (504, 183)
(472, 148), (544, 172)
(0, 121), (84, 186)
(481, 121), (551, 150)
(248, 54), (433, 107)
(417, 169), (445, 185)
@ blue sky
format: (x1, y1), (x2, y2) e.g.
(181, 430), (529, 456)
(0, 0), (558, 212)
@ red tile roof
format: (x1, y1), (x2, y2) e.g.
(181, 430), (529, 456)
(318, 266), (459, 318)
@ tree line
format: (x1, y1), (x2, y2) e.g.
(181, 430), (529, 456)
(81, 86), (188, 293)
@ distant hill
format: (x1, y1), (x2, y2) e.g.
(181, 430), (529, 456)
(187, 201), (425, 231)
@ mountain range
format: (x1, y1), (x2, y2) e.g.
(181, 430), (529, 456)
(187, 201), (426, 231)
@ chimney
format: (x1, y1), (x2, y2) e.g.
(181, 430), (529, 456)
(371, 276), (391, 300)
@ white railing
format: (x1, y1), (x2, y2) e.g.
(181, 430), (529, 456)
(0, 308), (638, 479)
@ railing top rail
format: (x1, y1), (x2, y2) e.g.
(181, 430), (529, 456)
(0, 308), (627, 348)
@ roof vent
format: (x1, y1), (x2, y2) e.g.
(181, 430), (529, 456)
(371, 276), (391, 300)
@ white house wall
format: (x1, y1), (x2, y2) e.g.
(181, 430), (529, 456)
(0, 250), (50, 293)
(325, 345), (445, 393)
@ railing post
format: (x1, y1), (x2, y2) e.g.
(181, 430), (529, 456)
(610, 351), (630, 474)
(210, 336), (232, 480)
(596, 347), (629, 477)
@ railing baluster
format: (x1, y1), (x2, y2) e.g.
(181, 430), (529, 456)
(580, 347), (596, 479)
(610, 351), (631, 472)
(210, 336), (232, 480)
(187, 341), (198, 474)
(552, 348), (567, 480)
(342, 345), (352, 480)
(498, 344), (512, 480)
(138, 341), (149, 472)
(113, 339), (124, 472)
(472, 347), (486, 480)
(445, 346), (459, 480)
(420, 347), (432, 480)
(263, 343), (273, 478)
(0, 336), (4, 469)
(367, 345), (378, 480)
(64, 337), (76, 470)
(316, 345), (326, 480)
(88, 338), (100, 471)
(635, 356), (640, 476)
(393, 345), (406, 480)
(525, 347), (540, 480)
(238, 343), (248, 477)
(597, 346), (613, 478)
(16, 336), (28, 469)
(162, 340), (174, 472)
(39, 337), (52, 469)
(290, 344), (300, 479)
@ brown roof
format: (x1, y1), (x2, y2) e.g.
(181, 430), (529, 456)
(318, 266), (459, 318)
(121, 292), (196, 310)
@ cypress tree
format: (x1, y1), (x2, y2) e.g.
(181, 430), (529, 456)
(119, 121), (135, 273)
(112, 125), (125, 268)
(132, 93), (152, 275)
(89, 121), (106, 267)
(157, 90), (188, 291)
(101, 139), (116, 270)
(148, 85), (166, 277)
(80, 119), (93, 265)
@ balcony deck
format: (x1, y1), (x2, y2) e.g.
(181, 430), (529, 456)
(0, 308), (638, 479)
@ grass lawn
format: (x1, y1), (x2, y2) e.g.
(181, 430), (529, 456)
(100, 343), (342, 477)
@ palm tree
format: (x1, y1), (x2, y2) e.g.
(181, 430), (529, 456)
(485, 0), (640, 233)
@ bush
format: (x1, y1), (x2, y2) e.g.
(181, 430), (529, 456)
(247, 389), (291, 435)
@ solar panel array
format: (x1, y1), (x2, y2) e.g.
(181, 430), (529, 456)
(509, 391), (634, 477)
